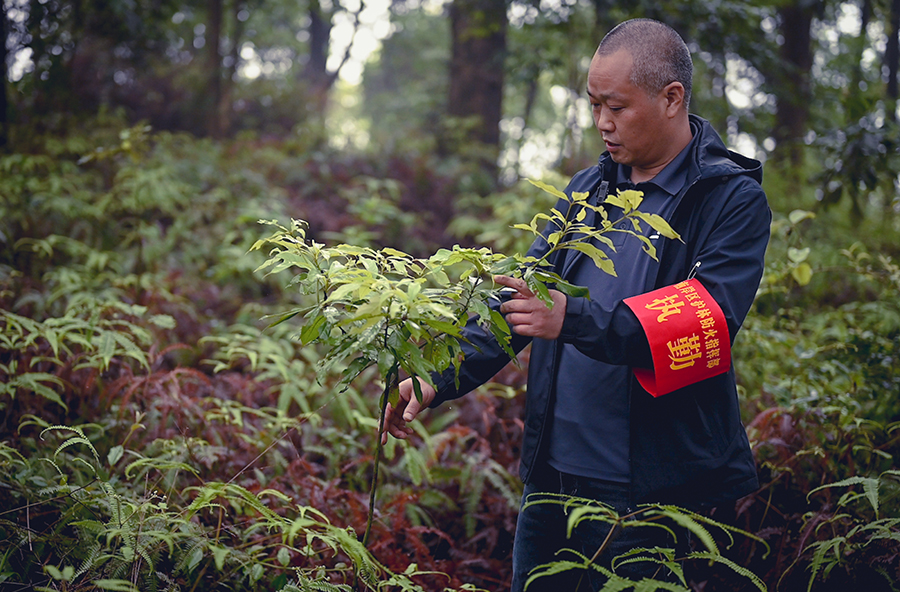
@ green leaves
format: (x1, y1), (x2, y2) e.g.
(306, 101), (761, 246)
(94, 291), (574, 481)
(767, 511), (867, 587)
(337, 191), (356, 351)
(250, 178), (688, 557)
(807, 470), (900, 520)
(254, 180), (684, 395)
(788, 247), (813, 286)
(522, 495), (768, 591)
(508, 183), (682, 306)
(253, 221), (510, 392)
(522, 183), (680, 274)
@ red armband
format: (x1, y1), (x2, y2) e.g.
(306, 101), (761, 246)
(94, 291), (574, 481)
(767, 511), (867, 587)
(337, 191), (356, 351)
(623, 278), (730, 397)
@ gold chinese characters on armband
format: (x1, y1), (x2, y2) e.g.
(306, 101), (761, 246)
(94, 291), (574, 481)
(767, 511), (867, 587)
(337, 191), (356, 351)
(623, 278), (730, 397)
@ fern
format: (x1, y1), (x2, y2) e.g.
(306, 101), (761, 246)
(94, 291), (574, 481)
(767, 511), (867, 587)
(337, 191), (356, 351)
(42, 425), (102, 467)
(519, 495), (769, 591)
(685, 551), (766, 591)
(287, 577), (354, 591)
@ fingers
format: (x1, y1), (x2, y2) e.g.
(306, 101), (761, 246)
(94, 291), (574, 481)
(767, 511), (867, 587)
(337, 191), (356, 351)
(496, 275), (540, 319)
(380, 377), (436, 444)
(499, 286), (567, 340)
(493, 274), (534, 298)
(382, 402), (414, 445)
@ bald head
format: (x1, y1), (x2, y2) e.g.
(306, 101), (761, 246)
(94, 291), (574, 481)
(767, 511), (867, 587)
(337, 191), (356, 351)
(596, 19), (693, 110)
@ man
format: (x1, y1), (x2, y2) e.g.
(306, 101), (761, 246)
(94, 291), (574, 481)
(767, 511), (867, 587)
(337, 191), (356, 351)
(383, 18), (770, 591)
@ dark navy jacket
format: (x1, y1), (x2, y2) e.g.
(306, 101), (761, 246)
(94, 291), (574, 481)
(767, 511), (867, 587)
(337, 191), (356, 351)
(432, 115), (771, 505)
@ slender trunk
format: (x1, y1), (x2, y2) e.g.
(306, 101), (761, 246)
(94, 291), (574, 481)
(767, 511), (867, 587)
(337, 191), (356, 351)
(512, 74), (539, 177)
(1, 0), (8, 149)
(842, 0), (872, 122)
(710, 49), (730, 133)
(304, 0), (332, 115)
(887, 0), (900, 120)
(218, 0), (245, 135)
(773, 2), (814, 165)
(363, 366), (397, 548)
(445, 0), (507, 184)
(591, 0), (616, 42)
(207, 0), (224, 137)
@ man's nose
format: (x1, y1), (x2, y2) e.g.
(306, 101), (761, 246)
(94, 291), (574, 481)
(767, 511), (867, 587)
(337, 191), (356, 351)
(595, 109), (614, 132)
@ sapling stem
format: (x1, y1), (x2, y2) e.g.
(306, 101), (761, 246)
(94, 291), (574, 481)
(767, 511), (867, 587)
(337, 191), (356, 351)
(363, 366), (397, 548)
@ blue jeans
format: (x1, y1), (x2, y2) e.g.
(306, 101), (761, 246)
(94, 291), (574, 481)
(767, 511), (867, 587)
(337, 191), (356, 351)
(511, 468), (687, 592)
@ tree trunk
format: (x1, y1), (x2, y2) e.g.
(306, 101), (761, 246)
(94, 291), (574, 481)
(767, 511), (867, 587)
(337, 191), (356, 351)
(773, 1), (815, 165)
(511, 74), (538, 177)
(206, 0), (224, 137)
(218, 0), (246, 135)
(304, 0), (333, 115)
(591, 0), (616, 50)
(887, 0), (900, 120)
(445, 0), (507, 182)
(0, 0), (8, 150)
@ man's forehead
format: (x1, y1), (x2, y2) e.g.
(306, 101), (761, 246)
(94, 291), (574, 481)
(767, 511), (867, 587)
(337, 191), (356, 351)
(586, 57), (634, 99)
(588, 51), (633, 83)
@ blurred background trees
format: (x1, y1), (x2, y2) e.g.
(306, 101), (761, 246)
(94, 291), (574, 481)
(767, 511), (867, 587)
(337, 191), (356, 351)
(3, 0), (898, 205)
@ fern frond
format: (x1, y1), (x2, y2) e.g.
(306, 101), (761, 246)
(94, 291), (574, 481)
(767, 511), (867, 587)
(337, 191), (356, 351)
(687, 551), (767, 591)
(41, 425), (101, 465)
(292, 574), (354, 591)
(631, 579), (689, 592)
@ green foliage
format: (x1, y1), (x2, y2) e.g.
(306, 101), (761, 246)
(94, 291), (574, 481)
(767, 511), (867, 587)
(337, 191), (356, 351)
(742, 241), (900, 423)
(1, 122), (529, 589)
(0, 419), (492, 592)
(521, 495), (768, 592)
(782, 471), (900, 591)
(0, 305), (171, 412)
(252, 180), (680, 397)
(251, 179), (680, 548)
(814, 114), (900, 219)
(518, 180), (681, 279)
(728, 205), (900, 591)
(321, 177), (424, 249)
(450, 177), (564, 256)
(3, 100), (900, 591)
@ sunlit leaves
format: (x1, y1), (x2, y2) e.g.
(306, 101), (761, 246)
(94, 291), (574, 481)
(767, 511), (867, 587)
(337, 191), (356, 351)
(250, 179), (687, 551)
(253, 179), (686, 386)
(516, 181), (682, 304)
(252, 221), (512, 390)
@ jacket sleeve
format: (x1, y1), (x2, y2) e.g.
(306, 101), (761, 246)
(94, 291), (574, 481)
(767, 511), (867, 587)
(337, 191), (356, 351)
(556, 174), (771, 368)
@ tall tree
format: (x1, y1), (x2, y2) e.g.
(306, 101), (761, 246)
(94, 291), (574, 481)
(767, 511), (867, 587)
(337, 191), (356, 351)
(10, 0), (178, 124)
(773, 0), (817, 165)
(301, 0), (363, 116)
(887, 0), (900, 120)
(1, 0), (8, 149)
(445, 0), (507, 182)
(207, 0), (225, 137)
(303, 0), (332, 112)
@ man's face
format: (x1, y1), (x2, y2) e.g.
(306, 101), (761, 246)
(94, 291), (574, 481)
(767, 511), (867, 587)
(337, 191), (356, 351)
(587, 50), (673, 174)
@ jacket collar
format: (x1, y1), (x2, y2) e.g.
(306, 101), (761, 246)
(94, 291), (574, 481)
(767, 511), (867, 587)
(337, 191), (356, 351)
(596, 114), (763, 186)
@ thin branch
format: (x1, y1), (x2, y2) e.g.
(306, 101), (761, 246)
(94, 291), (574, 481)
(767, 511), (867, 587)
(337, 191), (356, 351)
(326, 0), (366, 87)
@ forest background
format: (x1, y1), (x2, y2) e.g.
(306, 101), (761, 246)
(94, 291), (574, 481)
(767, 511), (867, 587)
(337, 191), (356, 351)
(1, 0), (900, 590)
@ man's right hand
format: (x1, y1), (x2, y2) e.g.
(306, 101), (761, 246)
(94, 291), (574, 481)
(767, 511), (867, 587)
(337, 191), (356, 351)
(381, 376), (436, 445)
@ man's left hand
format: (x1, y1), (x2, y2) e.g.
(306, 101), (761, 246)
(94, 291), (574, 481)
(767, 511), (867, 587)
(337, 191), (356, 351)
(494, 275), (566, 340)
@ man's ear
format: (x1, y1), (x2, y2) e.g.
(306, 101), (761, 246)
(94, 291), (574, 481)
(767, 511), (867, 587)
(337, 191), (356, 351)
(662, 82), (686, 116)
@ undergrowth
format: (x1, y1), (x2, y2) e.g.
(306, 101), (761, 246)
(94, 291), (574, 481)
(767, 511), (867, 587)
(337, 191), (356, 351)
(1, 119), (898, 590)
